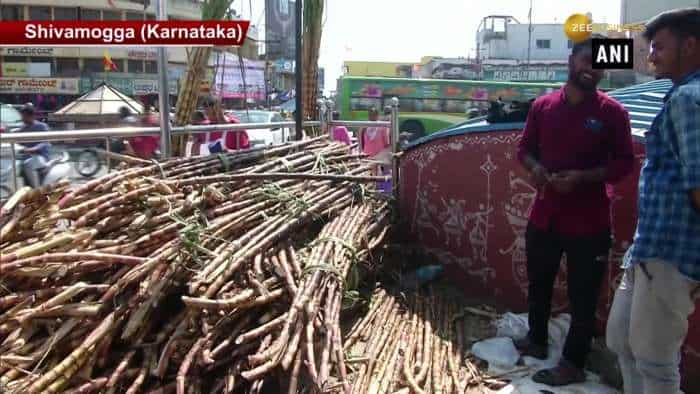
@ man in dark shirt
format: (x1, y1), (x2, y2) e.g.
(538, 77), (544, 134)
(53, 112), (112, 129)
(17, 104), (51, 188)
(516, 35), (635, 385)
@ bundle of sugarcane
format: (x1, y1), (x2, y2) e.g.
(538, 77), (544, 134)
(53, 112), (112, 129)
(0, 137), (392, 393)
(342, 288), (507, 394)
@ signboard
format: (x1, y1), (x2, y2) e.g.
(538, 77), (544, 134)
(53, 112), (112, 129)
(128, 49), (157, 60)
(0, 77), (79, 94)
(420, 58), (480, 80)
(0, 47), (54, 57)
(80, 77), (133, 95)
(133, 79), (178, 95)
(481, 65), (569, 82)
(80, 76), (179, 96)
(212, 53), (266, 99)
(1, 63), (51, 77)
(275, 59), (295, 74)
(265, 0), (296, 59)
(0, 47), (80, 57)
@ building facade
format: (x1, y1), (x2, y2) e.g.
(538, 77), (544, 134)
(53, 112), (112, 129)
(0, 0), (261, 111)
(619, 0), (699, 82)
(475, 15), (628, 87)
(621, 0), (699, 23)
(477, 16), (573, 62)
(342, 61), (415, 78)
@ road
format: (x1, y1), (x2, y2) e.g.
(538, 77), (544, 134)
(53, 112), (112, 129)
(0, 148), (110, 200)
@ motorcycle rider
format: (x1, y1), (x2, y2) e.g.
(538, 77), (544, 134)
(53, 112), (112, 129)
(17, 103), (51, 188)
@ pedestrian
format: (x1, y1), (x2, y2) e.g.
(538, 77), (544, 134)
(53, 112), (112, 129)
(515, 33), (635, 386)
(189, 110), (211, 156)
(200, 96), (250, 153)
(16, 103), (51, 188)
(606, 8), (700, 394)
(360, 107), (392, 192)
(360, 107), (390, 163)
(330, 111), (351, 145)
(126, 106), (160, 160)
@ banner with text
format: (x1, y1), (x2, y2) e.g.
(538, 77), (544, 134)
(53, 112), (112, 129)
(0, 77), (80, 94)
(0, 63), (51, 77)
(80, 75), (179, 96)
(0, 21), (249, 46)
(212, 53), (265, 100)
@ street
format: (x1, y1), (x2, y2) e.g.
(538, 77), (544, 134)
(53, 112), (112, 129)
(0, 146), (109, 200)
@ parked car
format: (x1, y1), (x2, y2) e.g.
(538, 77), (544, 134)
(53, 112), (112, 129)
(229, 110), (291, 147)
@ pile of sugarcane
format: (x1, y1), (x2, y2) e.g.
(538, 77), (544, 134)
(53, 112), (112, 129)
(0, 137), (393, 393)
(342, 288), (506, 394)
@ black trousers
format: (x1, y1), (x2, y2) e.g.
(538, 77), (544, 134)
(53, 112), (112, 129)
(525, 223), (611, 368)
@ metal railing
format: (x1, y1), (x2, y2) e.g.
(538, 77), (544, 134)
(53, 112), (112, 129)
(1, 97), (401, 199)
(0, 122), (323, 144)
(319, 98), (400, 197)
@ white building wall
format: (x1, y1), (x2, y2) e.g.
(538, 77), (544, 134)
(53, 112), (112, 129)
(621, 0), (699, 23)
(481, 24), (571, 62)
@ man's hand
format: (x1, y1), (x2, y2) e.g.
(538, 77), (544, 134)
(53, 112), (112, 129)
(530, 164), (551, 188)
(550, 170), (584, 194)
(20, 146), (39, 154)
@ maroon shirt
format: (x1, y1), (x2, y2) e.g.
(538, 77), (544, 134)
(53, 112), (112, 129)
(517, 86), (634, 237)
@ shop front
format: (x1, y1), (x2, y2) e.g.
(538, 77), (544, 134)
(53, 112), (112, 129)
(80, 73), (179, 107)
(0, 77), (80, 114)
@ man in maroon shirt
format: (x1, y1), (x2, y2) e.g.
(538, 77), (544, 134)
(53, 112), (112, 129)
(516, 35), (635, 385)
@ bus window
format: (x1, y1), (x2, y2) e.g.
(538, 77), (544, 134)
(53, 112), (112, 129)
(445, 100), (467, 113)
(350, 97), (381, 111)
(422, 99), (443, 112)
(398, 98), (416, 112)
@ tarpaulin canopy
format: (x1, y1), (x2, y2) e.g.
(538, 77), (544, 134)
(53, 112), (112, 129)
(49, 82), (144, 123)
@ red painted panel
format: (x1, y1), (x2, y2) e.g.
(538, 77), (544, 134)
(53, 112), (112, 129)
(398, 130), (700, 386)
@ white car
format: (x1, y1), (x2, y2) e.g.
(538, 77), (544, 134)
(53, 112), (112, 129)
(229, 110), (291, 147)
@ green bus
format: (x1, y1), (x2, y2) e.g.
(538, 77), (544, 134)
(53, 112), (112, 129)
(336, 76), (562, 138)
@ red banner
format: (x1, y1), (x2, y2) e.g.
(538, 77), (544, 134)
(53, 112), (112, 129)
(0, 21), (250, 46)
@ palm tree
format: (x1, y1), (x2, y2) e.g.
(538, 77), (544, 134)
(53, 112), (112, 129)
(172, 0), (236, 155)
(302, 0), (324, 132)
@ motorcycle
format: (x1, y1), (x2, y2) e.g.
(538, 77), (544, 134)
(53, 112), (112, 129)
(72, 137), (165, 178)
(73, 148), (102, 178)
(0, 143), (72, 200)
(71, 138), (126, 179)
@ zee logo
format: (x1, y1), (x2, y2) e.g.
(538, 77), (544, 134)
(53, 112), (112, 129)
(592, 38), (633, 69)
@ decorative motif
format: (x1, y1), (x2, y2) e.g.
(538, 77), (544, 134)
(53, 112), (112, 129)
(499, 170), (568, 311)
(466, 203), (494, 263)
(439, 198), (467, 247)
(404, 132), (521, 169)
(401, 132), (700, 374)
(413, 188), (440, 242)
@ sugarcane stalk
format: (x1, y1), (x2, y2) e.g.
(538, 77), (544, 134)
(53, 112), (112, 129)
(177, 337), (207, 394)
